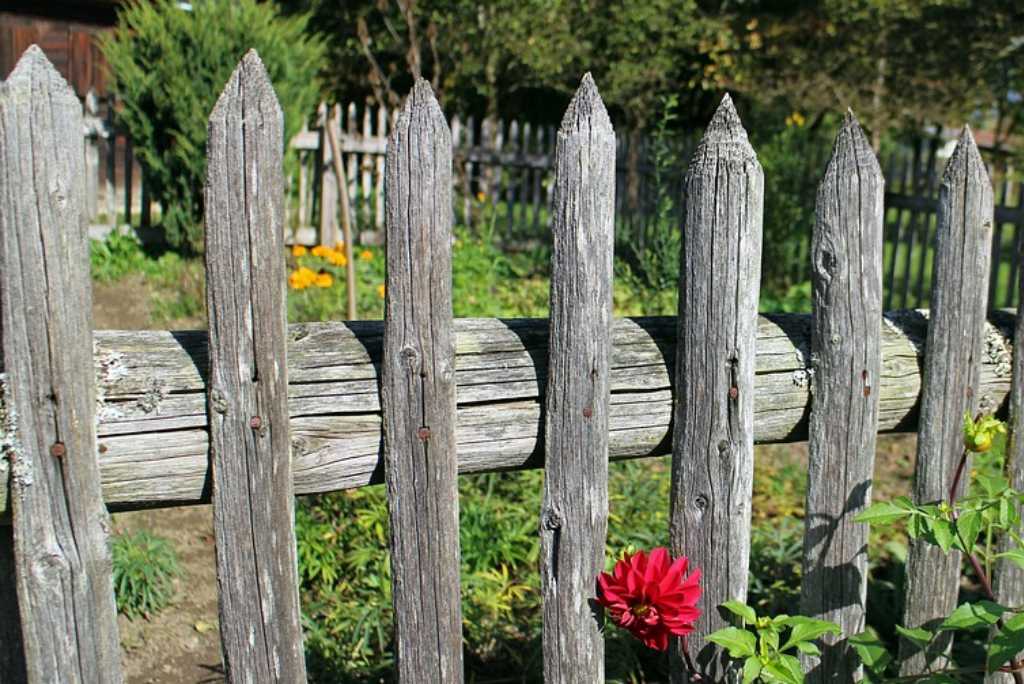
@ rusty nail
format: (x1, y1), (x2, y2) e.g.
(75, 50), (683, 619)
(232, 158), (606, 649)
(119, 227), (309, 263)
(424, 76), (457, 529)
(250, 416), (262, 430)
(582, 407), (593, 418)
(98, 443), (108, 454)
(728, 386), (738, 400)
(417, 427), (431, 441)
(50, 442), (66, 458)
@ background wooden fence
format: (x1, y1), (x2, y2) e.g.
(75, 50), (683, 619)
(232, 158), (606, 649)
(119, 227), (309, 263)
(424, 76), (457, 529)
(84, 95), (1024, 310)
(3, 44), (1023, 683)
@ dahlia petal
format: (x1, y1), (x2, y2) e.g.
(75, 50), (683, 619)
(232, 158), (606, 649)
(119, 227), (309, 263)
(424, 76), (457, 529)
(646, 547), (669, 583)
(659, 555), (690, 591)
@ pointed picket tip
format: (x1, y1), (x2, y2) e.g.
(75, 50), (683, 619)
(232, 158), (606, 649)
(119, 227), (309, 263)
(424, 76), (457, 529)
(558, 72), (612, 137)
(4, 44), (76, 105)
(942, 124), (987, 185)
(694, 93), (755, 164)
(390, 78), (449, 146)
(211, 49), (281, 121)
(825, 108), (881, 180)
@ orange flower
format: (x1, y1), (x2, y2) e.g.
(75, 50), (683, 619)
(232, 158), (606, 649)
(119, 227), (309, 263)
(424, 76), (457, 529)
(328, 251), (348, 267)
(311, 245), (331, 258)
(314, 272), (334, 288)
(359, 249), (373, 262)
(291, 244), (307, 257)
(288, 266), (318, 290)
(376, 284), (386, 299)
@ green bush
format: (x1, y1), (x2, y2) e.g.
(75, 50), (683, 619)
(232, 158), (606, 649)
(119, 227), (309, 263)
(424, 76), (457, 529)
(100, 0), (325, 252)
(111, 530), (181, 620)
(752, 116), (838, 298)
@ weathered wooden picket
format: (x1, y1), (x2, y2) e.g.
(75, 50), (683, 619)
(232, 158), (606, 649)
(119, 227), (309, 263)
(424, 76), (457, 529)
(2, 44), (1022, 683)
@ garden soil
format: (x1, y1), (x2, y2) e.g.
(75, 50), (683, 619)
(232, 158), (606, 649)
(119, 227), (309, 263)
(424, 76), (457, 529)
(94, 280), (224, 683)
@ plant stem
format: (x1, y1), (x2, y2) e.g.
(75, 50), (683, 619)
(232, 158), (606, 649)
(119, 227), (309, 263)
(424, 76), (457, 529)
(680, 636), (703, 682)
(948, 447), (1024, 684)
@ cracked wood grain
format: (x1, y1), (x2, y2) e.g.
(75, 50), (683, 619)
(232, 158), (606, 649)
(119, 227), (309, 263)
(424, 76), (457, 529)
(382, 79), (463, 683)
(539, 74), (615, 683)
(800, 112), (884, 681)
(204, 51), (306, 683)
(0, 45), (122, 684)
(669, 95), (764, 682)
(899, 127), (994, 675)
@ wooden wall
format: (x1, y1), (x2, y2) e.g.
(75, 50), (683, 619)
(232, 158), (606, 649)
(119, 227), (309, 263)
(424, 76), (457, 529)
(0, 6), (117, 96)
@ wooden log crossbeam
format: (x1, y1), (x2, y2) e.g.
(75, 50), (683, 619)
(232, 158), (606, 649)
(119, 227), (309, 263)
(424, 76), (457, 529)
(0, 311), (1014, 515)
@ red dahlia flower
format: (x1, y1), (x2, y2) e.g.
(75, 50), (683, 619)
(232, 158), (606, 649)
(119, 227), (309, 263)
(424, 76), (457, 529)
(596, 547), (701, 651)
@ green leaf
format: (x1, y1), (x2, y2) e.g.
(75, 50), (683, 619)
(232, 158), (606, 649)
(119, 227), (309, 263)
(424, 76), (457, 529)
(998, 549), (1024, 571)
(954, 509), (982, 552)
(708, 626), (757, 658)
(780, 617), (841, 652)
(988, 613), (1024, 672)
(761, 654), (804, 684)
(939, 601), (1005, 631)
(742, 656), (762, 684)
(721, 600), (757, 624)
(895, 625), (934, 652)
(855, 500), (912, 524)
(850, 631), (893, 673)
(795, 640), (820, 656)
(930, 518), (956, 552)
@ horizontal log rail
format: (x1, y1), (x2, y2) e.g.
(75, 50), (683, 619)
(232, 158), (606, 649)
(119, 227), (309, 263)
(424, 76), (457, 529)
(0, 310), (1014, 515)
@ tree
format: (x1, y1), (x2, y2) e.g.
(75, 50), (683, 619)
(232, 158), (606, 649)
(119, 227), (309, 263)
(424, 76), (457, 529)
(101, 0), (326, 251)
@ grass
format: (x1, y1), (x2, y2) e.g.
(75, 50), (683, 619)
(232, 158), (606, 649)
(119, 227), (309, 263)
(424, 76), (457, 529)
(111, 530), (181, 620)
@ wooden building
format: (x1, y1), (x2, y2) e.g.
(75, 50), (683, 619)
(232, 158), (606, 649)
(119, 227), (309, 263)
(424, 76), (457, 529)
(1, 1), (122, 96)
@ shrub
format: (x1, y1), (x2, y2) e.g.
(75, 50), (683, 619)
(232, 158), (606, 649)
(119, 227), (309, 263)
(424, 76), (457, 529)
(111, 530), (181, 619)
(100, 0), (325, 252)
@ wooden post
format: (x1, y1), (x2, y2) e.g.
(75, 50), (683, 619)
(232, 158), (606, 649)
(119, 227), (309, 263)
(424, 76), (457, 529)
(993, 193), (1024, 684)
(124, 139), (133, 227)
(318, 102), (340, 247)
(800, 112), (884, 681)
(382, 79), (463, 683)
(203, 51), (307, 682)
(105, 94), (117, 230)
(324, 120), (357, 320)
(539, 74), (615, 683)
(669, 94), (763, 681)
(84, 87), (99, 220)
(0, 45), (122, 683)
(900, 127), (994, 675)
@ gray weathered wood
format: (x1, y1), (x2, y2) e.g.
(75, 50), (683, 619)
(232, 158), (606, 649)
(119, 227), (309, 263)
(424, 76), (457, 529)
(539, 74), (615, 683)
(992, 207), (1024, 684)
(670, 94), (763, 681)
(318, 103), (341, 247)
(203, 51), (307, 683)
(0, 45), (122, 683)
(0, 312), (1014, 516)
(800, 113), (884, 681)
(382, 79), (463, 683)
(900, 127), (994, 675)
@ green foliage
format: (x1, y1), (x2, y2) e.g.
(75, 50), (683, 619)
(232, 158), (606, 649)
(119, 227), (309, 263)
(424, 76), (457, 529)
(111, 530), (181, 620)
(620, 95), (682, 296)
(90, 231), (152, 282)
(709, 602), (839, 683)
(100, 0), (325, 252)
(751, 117), (835, 299)
(851, 415), (1024, 680)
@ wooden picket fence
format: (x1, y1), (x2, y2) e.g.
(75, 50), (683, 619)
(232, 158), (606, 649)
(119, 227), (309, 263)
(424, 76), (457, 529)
(2, 44), (1022, 683)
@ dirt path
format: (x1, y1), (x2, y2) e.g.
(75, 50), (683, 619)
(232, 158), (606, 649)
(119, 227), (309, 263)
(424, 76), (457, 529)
(94, 279), (224, 683)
